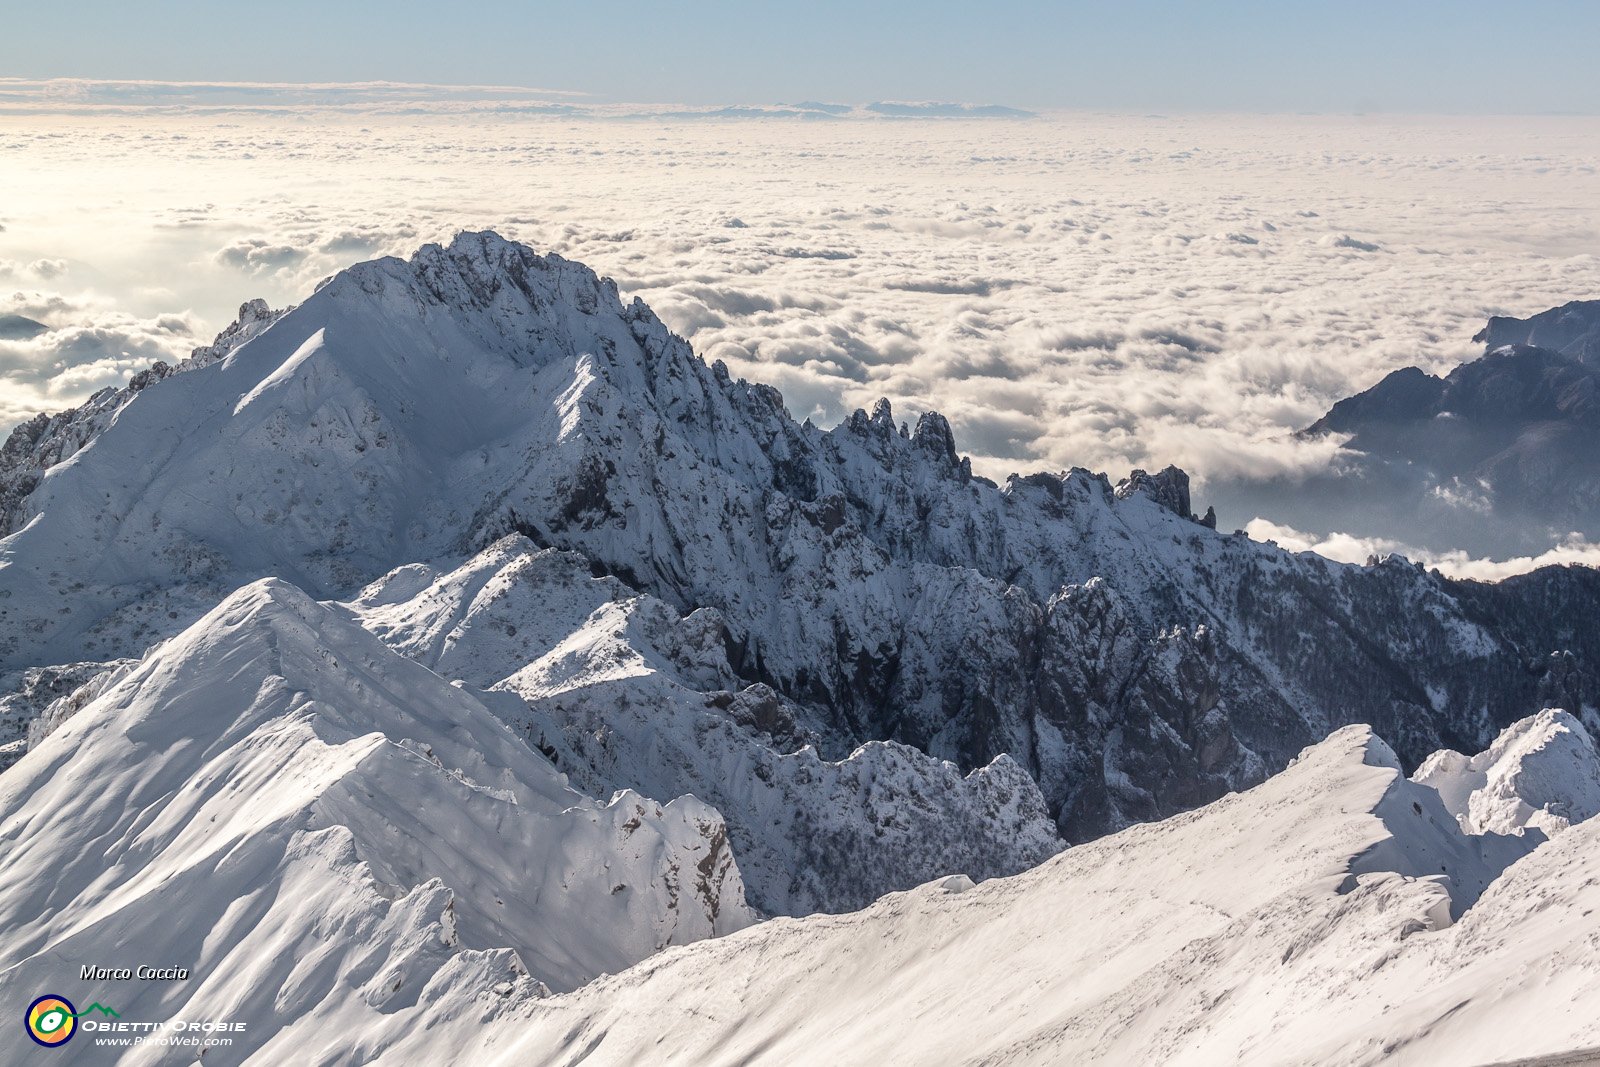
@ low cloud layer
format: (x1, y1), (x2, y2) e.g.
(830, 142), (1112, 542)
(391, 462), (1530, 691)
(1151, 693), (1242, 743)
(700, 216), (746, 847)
(3, 104), (1599, 576)
(0, 285), (199, 427)
(1246, 518), (1600, 583)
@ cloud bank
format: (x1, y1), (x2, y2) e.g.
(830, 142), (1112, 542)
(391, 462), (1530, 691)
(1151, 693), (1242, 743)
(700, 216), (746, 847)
(3, 104), (1599, 575)
(0, 79), (1034, 121)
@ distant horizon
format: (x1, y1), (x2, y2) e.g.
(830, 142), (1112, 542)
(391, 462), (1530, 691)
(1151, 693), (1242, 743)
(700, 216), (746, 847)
(7, 0), (1600, 114)
(5, 77), (1600, 118)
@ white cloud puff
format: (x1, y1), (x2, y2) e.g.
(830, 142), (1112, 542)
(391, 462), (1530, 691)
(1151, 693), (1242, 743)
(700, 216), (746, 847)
(0, 294), (199, 426)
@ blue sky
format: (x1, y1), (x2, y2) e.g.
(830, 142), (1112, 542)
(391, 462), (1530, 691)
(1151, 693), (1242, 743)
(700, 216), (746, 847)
(4, 0), (1599, 112)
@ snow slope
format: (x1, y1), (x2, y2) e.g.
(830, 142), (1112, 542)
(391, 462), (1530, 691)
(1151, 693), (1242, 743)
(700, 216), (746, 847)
(0, 580), (751, 1066)
(5, 698), (1594, 1064)
(0, 299), (285, 542)
(348, 535), (1063, 915)
(309, 725), (1594, 1067)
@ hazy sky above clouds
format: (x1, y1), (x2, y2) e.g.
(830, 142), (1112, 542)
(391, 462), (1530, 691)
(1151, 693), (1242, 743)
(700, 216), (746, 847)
(4, 1), (1600, 113)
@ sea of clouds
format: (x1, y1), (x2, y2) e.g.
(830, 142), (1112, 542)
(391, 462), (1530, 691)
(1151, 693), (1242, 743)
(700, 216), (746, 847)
(2, 82), (1598, 574)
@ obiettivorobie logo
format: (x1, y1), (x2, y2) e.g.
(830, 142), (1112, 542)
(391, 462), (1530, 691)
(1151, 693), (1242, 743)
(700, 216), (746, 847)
(24, 995), (119, 1048)
(23, 992), (246, 1052)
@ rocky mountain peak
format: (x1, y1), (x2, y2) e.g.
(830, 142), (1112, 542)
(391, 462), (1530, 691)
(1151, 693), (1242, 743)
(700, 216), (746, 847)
(1114, 464), (1197, 520)
(911, 410), (960, 468)
(0, 313), (48, 341)
(328, 230), (623, 327)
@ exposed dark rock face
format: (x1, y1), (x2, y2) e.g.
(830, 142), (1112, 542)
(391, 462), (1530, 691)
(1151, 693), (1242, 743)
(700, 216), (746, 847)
(1116, 465), (1200, 522)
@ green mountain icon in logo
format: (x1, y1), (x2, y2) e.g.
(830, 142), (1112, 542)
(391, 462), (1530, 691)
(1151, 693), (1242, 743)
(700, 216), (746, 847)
(70, 1003), (120, 1020)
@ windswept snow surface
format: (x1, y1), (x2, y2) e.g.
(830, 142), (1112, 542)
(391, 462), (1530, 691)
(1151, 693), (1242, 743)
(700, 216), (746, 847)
(0, 580), (751, 1065)
(3, 700), (1594, 1064)
(369, 727), (1591, 1067)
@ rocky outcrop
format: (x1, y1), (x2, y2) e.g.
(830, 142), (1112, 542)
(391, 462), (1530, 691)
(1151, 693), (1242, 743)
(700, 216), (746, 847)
(1115, 465), (1195, 520)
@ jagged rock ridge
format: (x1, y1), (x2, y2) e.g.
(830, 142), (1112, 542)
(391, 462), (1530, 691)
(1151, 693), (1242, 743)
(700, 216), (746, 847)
(347, 536), (1063, 915)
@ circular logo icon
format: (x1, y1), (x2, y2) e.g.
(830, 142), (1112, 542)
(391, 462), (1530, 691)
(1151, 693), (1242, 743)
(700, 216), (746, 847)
(26, 995), (77, 1048)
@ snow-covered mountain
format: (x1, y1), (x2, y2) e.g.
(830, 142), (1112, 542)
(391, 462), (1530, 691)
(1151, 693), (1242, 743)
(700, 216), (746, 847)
(1, 232), (1599, 1063)
(0, 578), (751, 1062)
(346, 535), (1061, 915)
(7, 605), (1594, 1066)
(4, 233), (1599, 848)
(476, 721), (1591, 1067)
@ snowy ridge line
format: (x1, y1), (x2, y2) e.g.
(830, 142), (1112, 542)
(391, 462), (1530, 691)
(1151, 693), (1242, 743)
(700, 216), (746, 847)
(0, 576), (755, 1064)
(0, 297), (286, 539)
(346, 535), (1065, 915)
(326, 722), (1600, 1065)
